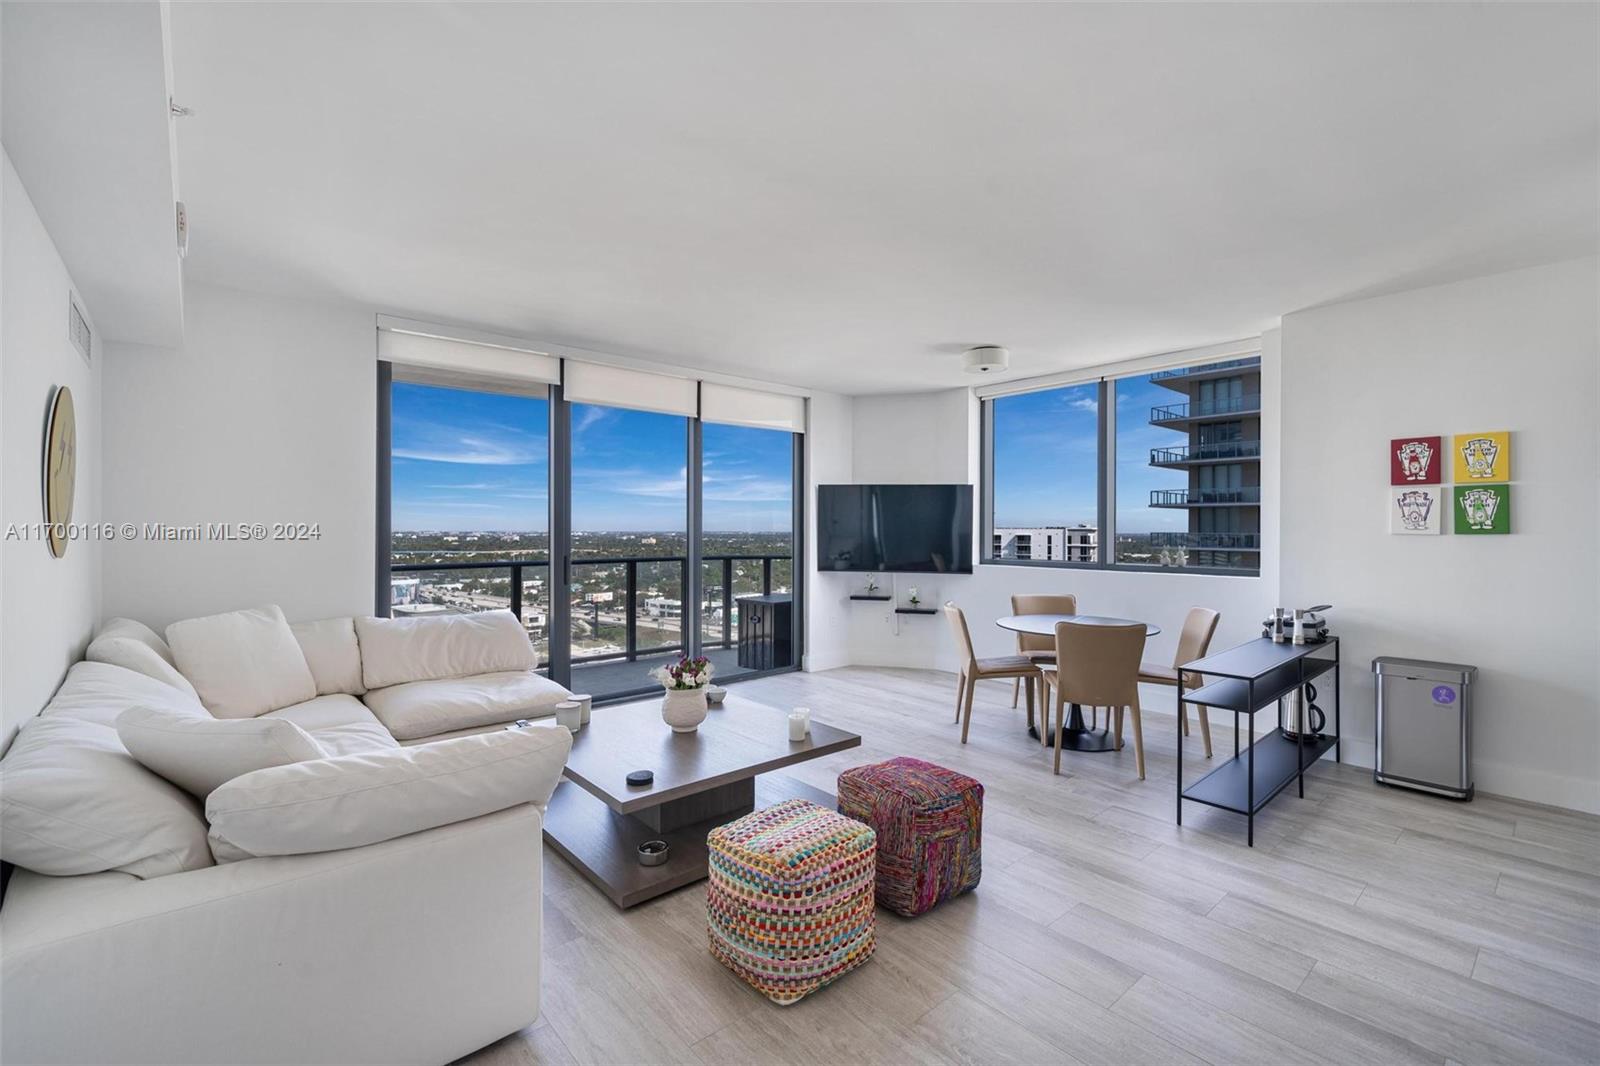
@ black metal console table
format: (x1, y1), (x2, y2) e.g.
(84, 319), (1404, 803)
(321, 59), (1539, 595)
(1176, 637), (1340, 846)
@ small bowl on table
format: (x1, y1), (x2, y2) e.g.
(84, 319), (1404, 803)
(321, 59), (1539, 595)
(706, 684), (728, 705)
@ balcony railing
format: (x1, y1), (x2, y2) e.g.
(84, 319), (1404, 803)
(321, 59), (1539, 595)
(1149, 487), (1261, 507)
(1148, 394), (1261, 423)
(1149, 439), (1262, 465)
(389, 552), (792, 668)
(1149, 532), (1261, 550)
(1149, 357), (1259, 381)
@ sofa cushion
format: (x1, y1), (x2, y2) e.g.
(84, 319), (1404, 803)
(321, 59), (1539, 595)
(206, 724), (573, 861)
(116, 707), (327, 798)
(354, 610), (535, 691)
(361, 670), (570, 742)
(265, 695), (400, 757)
(166, 605), (317, 719)
(0, 702), (213, 879)
(291, 617), (366, 696)
(95, 617), (178, 664)
(84, 635), (199, 698)
(38, 660), (209, 727)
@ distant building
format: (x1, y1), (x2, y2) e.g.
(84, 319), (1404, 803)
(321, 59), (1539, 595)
(992, 525), (1097, 562)
(391, 576), (420, 606)
(644, 596), (681, 620)
(1147, 356), (1262, 569)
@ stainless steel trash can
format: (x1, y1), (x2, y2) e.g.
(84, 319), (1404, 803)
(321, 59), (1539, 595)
(1372, 657), (1476, 800)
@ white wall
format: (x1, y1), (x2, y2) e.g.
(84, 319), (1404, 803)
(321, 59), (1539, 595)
(1280, 257), (1599, 813)
(802, 391), (855, 672)
(1, 151), (103, 740)
(101, 283), (376, 629)
(828, 382), (1279, 676)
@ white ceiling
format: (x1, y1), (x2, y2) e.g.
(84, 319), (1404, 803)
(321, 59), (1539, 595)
(4, 1), (184, 346)
(170, 3), (1598, 394)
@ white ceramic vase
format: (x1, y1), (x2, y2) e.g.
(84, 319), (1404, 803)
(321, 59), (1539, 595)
(661, 686), (709, 733)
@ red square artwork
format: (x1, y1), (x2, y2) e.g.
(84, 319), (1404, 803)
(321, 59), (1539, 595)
(1391, 435), (1443, 485)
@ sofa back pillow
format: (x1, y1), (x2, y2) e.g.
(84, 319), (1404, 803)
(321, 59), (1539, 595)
(96, 617), (180, 663)
(291, 617), (366, 696)
(0, 713), (213, 879)
(206, 723), (571, 861)
(117, 707), (327, 798)
(85, 634), (199, 697)
(355, 610), (536, 690)
(43, 660), (210, 728)
(166, 605), (317, 719)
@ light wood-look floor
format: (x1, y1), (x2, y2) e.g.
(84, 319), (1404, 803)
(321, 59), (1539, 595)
(460, 666), (1600, 1066)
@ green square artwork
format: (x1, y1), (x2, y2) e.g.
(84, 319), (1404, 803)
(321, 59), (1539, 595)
(1453, 483), (1510, 534)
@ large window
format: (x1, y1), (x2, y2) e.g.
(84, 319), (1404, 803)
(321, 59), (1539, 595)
(569, 403), (689, 700)
(389, 380), (552, 664)
(983, 354), (1261, 574)
(380, 346), (805, 702)
(989, 382), (1100, 563)
(700, 422), (797, 681)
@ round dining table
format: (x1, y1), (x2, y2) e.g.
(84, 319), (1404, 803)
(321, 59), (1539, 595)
(995, 614), (1161, 752)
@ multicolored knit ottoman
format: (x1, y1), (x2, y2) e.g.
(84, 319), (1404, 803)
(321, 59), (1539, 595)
(706, 798), (877, 1005)
(836, 757), (982, 917)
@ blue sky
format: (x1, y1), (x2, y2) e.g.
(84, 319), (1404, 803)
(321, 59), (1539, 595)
(391, 383), (793, 532)
(396, 375), (1186, 534)
(991, 376), (1188, 532)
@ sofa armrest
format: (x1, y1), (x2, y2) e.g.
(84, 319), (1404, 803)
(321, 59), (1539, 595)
(206, 722), (570, 860)
(1, 806), (544, 1065)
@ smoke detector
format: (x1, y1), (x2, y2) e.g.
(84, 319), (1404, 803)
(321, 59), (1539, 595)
(962, 345), (1009, 374)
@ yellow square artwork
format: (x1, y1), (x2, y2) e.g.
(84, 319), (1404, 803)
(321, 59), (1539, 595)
(1453, 430), (1510, 482)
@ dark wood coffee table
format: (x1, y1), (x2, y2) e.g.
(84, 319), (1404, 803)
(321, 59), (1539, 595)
(541, 692), (861, 907)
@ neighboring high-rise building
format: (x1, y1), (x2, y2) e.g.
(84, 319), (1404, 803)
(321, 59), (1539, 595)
(1147, 356), (1262, 569)
(992, 525), (1097, 562)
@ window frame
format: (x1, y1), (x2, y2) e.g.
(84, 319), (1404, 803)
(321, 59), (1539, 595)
(980, 355), (1262, 578)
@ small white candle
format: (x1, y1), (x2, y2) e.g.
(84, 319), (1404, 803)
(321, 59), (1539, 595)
(788, 707), (810, 742)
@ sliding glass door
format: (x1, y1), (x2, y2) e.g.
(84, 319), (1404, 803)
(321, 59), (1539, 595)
(699, 422), (798, 682)
(566, 402), (690, 701)
(381, 363), (803, 702)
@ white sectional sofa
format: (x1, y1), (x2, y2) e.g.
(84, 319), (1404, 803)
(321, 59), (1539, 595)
(0, 606), (575, 1065)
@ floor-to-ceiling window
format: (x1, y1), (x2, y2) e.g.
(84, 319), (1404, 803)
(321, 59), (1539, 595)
(387, 378), (552, 667)
(567, 402), (690, 701)
(699, 421), (798, 682)
(380, 335), (805, 701)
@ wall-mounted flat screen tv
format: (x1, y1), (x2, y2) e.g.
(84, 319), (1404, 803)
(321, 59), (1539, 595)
(817, 484), (973, 574)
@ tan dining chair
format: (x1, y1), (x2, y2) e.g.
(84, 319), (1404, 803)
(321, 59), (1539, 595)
(1042, 621), (1148, 778)
(944, 602), (1043, 744)
(1009, 593), (1078, 712)
(1137, 607), (1220, 758)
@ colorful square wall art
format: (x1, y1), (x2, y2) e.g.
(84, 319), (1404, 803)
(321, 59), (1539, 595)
(1391, 435), (1443, 484)
(1390, 486), (1441, 534)
(1454, 431), (1510, 482)
(1454, 483), (1510, 534)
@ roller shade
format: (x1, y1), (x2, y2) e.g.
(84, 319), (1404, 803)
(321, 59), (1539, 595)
(563, 361), (698, 418)
(379, 328), (560, 386)
(699, 383), (805, 433)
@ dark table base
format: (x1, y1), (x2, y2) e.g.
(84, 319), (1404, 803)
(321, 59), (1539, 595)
(1027, 704), (1119, 752)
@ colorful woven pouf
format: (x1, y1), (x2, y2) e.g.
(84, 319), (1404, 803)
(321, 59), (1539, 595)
(706, 798), (877, 1005)
(836, 756), (983, 917)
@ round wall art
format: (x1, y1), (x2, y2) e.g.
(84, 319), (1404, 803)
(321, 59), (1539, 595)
(43, 385), (76, 558)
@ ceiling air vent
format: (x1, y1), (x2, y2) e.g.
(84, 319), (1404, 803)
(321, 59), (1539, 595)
(68, 295), (92, 364)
